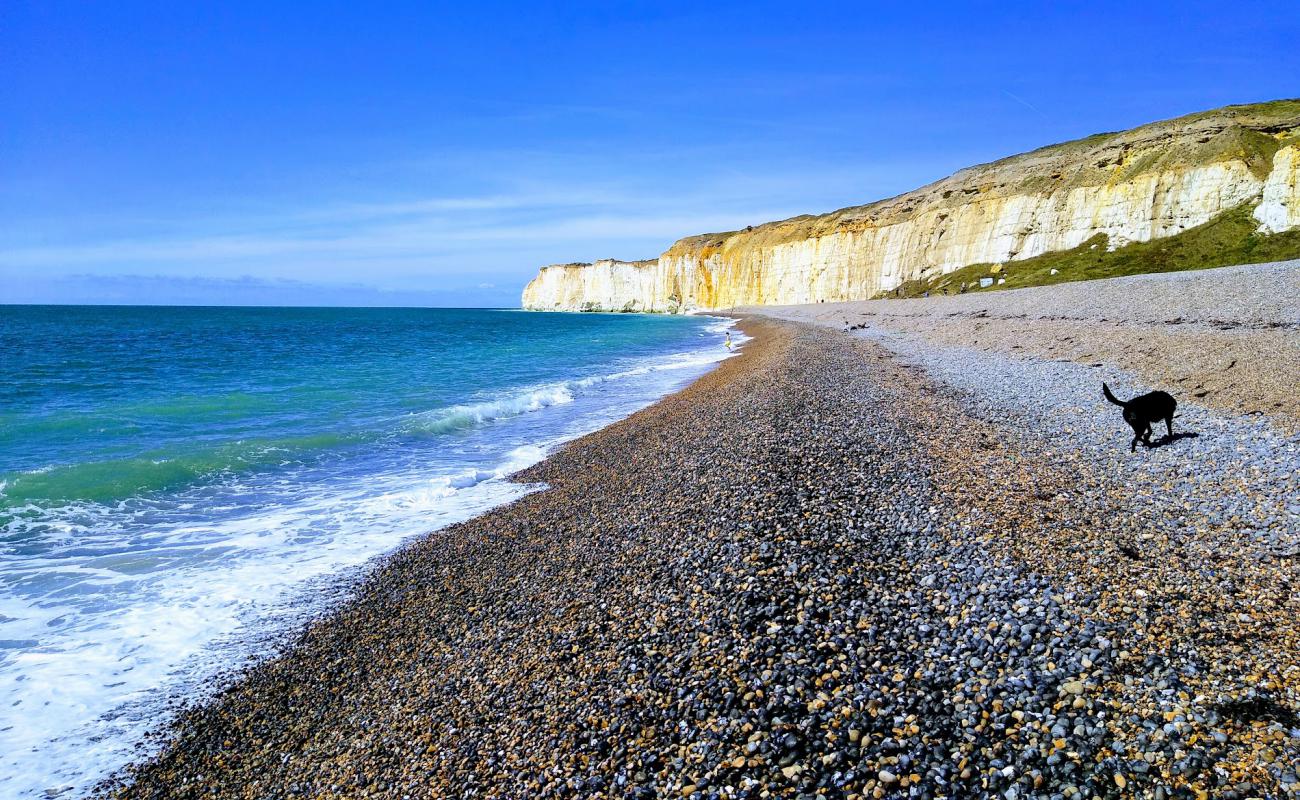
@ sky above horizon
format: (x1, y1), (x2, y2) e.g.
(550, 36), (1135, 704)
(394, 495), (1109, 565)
(3, 1), (1299, 307)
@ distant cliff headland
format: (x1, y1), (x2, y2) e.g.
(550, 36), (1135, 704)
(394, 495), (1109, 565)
(522, 100), (1300, 311)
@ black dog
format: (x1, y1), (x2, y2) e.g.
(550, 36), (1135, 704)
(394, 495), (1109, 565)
(1103, 383), (1177, 451)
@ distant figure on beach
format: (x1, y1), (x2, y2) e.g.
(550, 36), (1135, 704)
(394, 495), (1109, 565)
(725, 332), (733, 351)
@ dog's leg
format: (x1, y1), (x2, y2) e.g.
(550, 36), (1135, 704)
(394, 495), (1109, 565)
(1131, 434), (1139, 452)
(1166, 416), (1173, 437)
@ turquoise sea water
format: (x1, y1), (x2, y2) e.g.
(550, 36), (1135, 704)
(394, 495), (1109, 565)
(0, 305), (735, 798)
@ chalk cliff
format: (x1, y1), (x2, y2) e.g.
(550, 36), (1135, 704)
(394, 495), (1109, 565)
(522, 101), (1300, 311)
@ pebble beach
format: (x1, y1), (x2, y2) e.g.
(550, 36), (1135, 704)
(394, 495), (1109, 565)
(103, 268), (1299, 799)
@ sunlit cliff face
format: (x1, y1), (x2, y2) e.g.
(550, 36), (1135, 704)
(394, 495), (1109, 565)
(523, 103), (1300, 312)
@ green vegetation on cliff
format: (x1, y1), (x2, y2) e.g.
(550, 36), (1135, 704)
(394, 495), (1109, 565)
(665, 99), (1300, 256)
(882, 203), (1300, 299)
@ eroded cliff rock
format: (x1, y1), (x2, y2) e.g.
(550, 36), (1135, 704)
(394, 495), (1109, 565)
(1255, 142), (1300, 233)
(522, 101), (1300, 311)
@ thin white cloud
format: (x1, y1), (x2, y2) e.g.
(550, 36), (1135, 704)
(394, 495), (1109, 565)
(291, 187), (625, 222)
(0, 155), (945, 293)
(0, 209), (798, 267)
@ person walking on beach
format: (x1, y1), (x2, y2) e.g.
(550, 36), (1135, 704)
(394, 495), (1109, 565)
(725, 332), (733, 351)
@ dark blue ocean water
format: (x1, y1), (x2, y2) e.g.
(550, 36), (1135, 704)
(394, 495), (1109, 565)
(0, 305), (736, 797)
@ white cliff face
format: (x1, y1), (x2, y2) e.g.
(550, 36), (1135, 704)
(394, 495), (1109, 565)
(522, 104), (1300, 312)
(658, 161), (1268, 307)
(521, 259), (663, 312)
(1255, 145), (1300, 234)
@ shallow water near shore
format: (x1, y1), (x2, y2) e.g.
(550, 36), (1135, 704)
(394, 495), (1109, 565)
(0, 305), (737, 798)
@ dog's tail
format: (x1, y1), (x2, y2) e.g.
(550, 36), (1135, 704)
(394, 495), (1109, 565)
(1102, 383), (1127, 407)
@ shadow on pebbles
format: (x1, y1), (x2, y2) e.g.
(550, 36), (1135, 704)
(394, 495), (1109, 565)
(104, 319), (1299, 800)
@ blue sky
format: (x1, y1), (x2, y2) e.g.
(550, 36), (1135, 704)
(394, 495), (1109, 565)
(3, 1), (1298, 306)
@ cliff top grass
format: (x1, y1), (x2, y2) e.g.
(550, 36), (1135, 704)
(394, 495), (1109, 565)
(665, 99), (1300, 257)
(878, 203), (1300, 299)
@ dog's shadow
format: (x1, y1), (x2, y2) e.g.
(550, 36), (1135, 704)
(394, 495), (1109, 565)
(1145, 431), (1201, 449)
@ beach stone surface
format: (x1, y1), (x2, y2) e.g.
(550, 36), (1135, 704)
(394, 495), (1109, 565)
(747, 260), (1300, 430)
(101, 317), (1298, 799)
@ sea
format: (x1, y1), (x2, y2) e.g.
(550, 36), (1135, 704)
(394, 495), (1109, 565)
(0, 305), (739, 798)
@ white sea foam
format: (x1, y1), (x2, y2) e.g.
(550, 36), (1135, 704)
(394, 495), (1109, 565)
(405, 384), (577, 435)
(0, 322), (739, 799)
(0, 455), (536, 798)
(402, 324), (742, 440)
